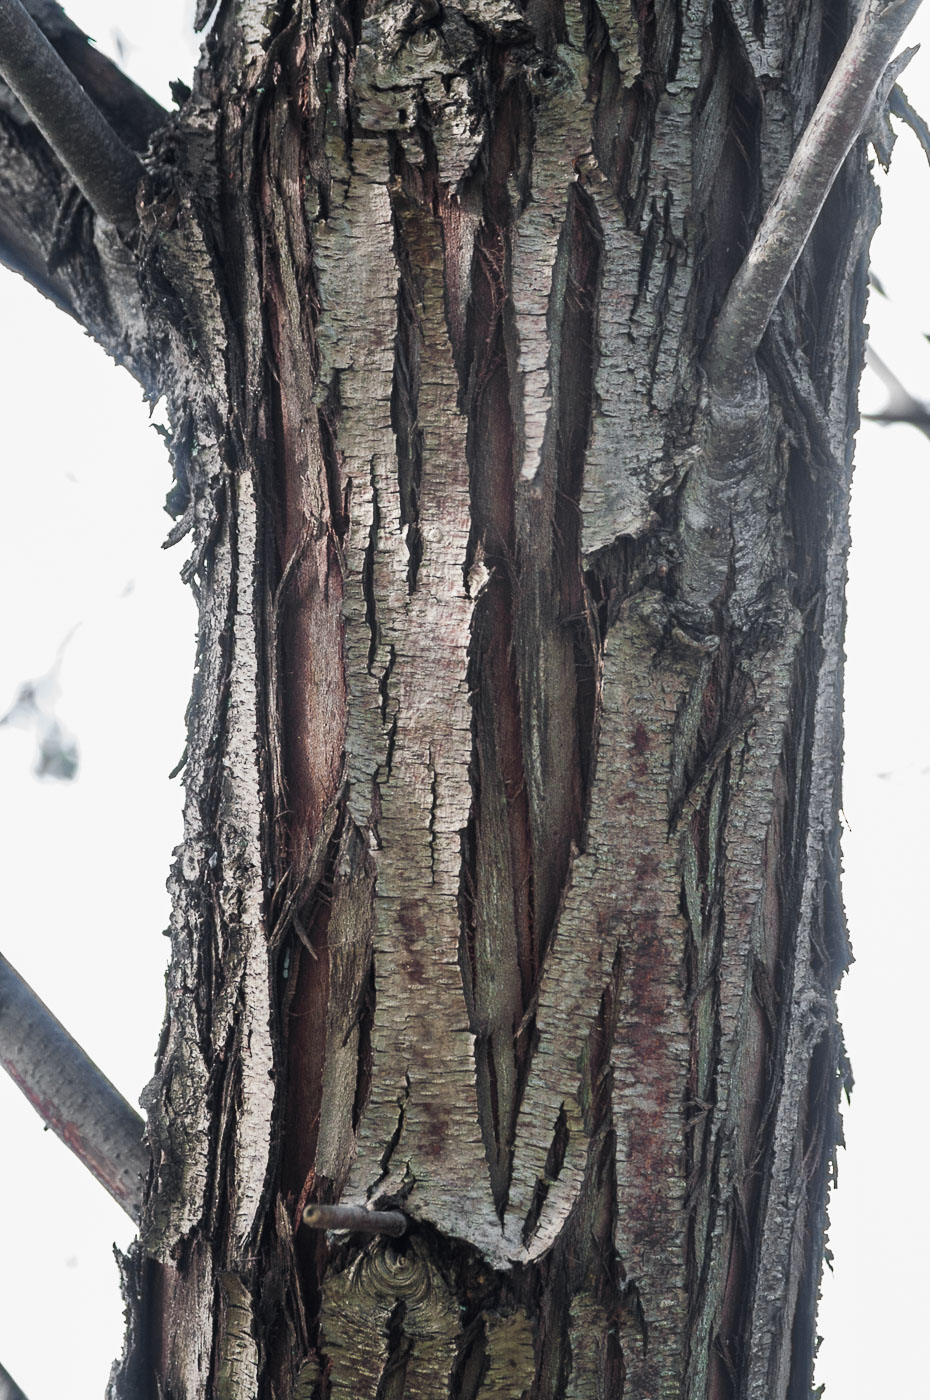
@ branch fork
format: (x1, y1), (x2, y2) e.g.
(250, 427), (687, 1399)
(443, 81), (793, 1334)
(705, 0), (924, 393)
(678, 0), (924, 630)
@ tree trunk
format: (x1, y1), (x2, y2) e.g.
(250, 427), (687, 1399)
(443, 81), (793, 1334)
(0, 0), (880, 1395)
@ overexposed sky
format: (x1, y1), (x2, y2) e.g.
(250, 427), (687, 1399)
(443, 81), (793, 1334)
(0, 6), (198, 1397)
(0, 3), (928, 1398)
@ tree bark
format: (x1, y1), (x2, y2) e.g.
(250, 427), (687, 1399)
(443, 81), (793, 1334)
(0, 0), (885, 1395)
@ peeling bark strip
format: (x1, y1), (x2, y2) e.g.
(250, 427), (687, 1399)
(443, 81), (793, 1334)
(0, 0), (891, 1394)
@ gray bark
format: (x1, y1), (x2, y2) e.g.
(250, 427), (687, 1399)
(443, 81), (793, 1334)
(0, 0), (886, 1394)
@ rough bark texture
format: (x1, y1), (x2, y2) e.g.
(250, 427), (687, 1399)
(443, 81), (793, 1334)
(0, 0), (877, 1395)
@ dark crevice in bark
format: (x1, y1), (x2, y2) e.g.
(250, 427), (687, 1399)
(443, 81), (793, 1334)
(649, 0), (679, 92)
(279, 903), (334, 1335)
(626, 80), (659, 230)
(582, 943), (622, 1134)
(521, 1105), (569, 1244)
(280, 907), (331, 1200)
(512, 176), (596, 990)
(645, 194), (683, 382)
(677, 630), (795, 1400)
(457, 815), (480, 1020)
(692, 4), (762, 338)
(390, 193), (425, 593)
(814, 819), (848, 990)
(353, 957), (376, 1134)
(447, 1316), (488, 1400)
(466, 566), (535, 1186)
(524, 1131), (625, 1398)
(320, 401), (350, 543)
(553, 181), (599, 823)
(584, 10), (627, 206)
(462, 175), (535, 1207)
(378, 1074), (411, 1180)
(583, 534), (666, 636)
(363, 450), (381, 674)
(373, 1301), (411, 1400)
(782, 445), (828, 617)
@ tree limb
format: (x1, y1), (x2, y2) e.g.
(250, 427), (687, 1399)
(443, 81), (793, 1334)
(0, 951), (147, 1222)
(0, 0), (144, 227)
(0, 2), (166, 150)
(705, 0), (924, 390)
(0, 1360), (28, 1400)
(0, 1361), (29, 1400)
(302, 1203), (408, 1236)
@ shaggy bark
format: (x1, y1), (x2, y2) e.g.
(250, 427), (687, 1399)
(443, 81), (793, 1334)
(0, 0), (895, 1395)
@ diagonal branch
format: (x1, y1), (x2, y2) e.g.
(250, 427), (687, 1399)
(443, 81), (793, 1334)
(0, 1361), (29, 1400)
(13, 1), (166, 151)
(0, 0), (144, 227)
(705, 0), (924, 390)
(0, 950), (147, 1222)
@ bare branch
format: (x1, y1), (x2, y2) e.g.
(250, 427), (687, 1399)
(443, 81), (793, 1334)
(2, 2), (166, 151)
(0, 1361), (29, 1400)
(0, 0), (144, 227)
(302, 1203), (408, 1236)
(705, 0), (924, 390)
(0, 951), (147, 1221)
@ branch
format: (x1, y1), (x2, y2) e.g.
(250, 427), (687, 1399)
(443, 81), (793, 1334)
(705, 0), (924, 390)
(3, 2), (166, 151)
(302, 1203), (408, 1236)
(0, 951), (147, 1222)
(0, 0), (144, 227)
(0, 1361), (29, 1400)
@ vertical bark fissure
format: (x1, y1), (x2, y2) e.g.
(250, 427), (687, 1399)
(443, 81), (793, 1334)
(463, 196), (535, 1210)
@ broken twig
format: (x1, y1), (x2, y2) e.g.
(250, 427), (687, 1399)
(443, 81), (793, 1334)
(302, 1202), (407, 1236)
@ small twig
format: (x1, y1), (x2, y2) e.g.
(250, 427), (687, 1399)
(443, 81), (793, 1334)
(302, 1202), (407, 1236)
(0, 1360), (29, 1400)
(705, 0), (924, 390)
(0, 952), (147, 1222)
(0, 0), (144, 227)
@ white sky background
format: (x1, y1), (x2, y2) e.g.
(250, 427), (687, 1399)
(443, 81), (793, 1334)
(0, 3), (927, 1397)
